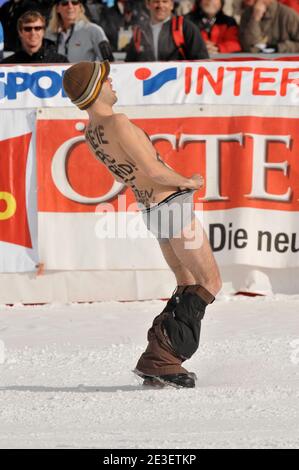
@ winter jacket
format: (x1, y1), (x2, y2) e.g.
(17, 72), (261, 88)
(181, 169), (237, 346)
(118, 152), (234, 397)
(125, 15), (209, 62)
(45, 20), (111, 63)
(1, 39), (68, 64)
(186, 8), (241, 53)
(240, 0), (299, 53)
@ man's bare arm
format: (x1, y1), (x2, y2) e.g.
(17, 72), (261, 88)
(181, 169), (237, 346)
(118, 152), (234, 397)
(114, 114), (203, 189)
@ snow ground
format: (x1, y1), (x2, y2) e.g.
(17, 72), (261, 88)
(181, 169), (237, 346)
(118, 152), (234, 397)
(0, 295), (299, 449)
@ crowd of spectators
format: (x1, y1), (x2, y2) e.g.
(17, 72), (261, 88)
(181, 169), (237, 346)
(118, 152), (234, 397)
(0, 0), (298, 63)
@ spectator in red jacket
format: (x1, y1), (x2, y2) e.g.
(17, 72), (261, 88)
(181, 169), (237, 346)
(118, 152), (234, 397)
(186, 0), (242, 53)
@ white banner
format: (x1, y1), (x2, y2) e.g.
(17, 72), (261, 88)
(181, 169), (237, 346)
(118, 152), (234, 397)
(36, 105), (299, 270)
(1, 61), (299, 109)
(38, 209), (299, 270)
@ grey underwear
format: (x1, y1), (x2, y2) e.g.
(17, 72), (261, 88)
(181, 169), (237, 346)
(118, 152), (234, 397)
(140, 189), (195, 241)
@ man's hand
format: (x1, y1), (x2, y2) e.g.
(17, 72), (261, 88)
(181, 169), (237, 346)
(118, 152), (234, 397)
(206, 40), (219, 55)
(180, 174), (204, 191)
(253, 0), (267, 22)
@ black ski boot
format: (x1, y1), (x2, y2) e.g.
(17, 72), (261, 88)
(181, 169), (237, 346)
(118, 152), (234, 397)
(141, 371), (197, 388)
(158, 373), (196, 388)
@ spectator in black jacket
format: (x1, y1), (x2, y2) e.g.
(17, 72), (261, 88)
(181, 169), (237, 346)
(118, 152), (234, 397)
(126, 0), (209, 61)
(1, 10), (68, 63)
(0, 0), (54, 51)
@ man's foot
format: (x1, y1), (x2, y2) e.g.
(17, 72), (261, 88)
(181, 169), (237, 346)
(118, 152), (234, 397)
(153, 373), (196, 388)
(143, 376), (165, 387)
(143, 371), (197, 387)
(133, 369), (197, 389)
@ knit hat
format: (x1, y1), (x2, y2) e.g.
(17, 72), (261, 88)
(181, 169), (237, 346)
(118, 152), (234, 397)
(63, 61), (110, 110)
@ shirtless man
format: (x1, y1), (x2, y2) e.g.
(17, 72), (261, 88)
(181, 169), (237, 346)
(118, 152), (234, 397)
(63, 60), (222, 388)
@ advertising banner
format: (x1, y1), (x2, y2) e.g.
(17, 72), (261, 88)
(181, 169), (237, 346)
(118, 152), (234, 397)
(1, 61), (299, 109)
(0, 109), (38, 272)
(37, 107), (299, 270)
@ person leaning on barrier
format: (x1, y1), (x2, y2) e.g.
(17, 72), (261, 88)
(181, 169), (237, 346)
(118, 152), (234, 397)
(45, 0), (114, 62)
(240, 0), (299, 53)
(125, 0), (209, 61)
(1, 10), (68, 64)
(186, 0), (242, 53)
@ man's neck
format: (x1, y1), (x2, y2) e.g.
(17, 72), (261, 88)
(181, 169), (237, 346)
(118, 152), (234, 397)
(62, 21), (75, 33)
(205, 13), (216, 20)
(88, 103), (114, 119)
(22, 45), (41, 56)
(150, 15), (171, 26)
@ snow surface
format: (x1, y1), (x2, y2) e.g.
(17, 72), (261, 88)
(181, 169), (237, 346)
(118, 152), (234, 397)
(0, 295), (299, 449)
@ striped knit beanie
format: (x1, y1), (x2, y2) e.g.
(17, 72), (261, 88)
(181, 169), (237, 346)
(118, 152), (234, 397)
(63, 61), (110, 110)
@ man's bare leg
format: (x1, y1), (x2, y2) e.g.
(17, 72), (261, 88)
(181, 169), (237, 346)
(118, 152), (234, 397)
(154, 240), (196, 318)
(159, 216), (221, 360)
(135, 217), (221, 385)
(158, 240), (196, 287)
(169, 217), (222, 297)
(139, 241), (199, 387)
(135, 241), (196, 382)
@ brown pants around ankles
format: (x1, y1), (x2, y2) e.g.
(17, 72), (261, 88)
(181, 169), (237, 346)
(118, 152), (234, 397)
(135, 310), (189, 376)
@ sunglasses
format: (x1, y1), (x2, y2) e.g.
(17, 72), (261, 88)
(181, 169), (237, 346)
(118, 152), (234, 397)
(59, 0), (80, 5)
(22, 26), (45, 32)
